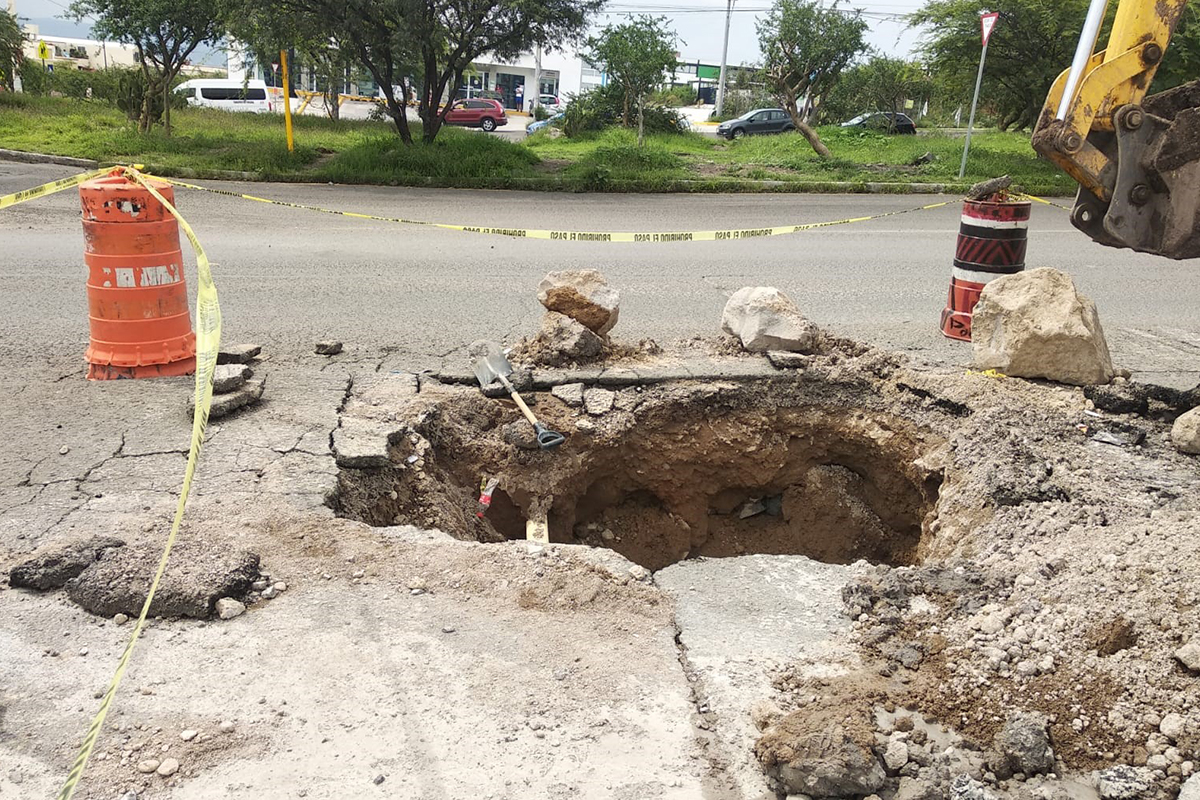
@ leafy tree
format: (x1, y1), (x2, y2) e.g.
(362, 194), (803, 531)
(912, 0), (1200, 131)
(584, 16), (679, 146)
(757, 0), (868, 157)
(231, 0), (602, 144)
(0, 10), (22, 91)
(68, 0), (222, 134)
(824, 55), (932, 130)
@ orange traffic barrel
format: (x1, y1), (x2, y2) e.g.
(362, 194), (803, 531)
(79, 174), (196, 380)
(939, 198), (1031, 341)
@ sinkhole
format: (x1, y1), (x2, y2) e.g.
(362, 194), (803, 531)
(328, 378), (948, 572)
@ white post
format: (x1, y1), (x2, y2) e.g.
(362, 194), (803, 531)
(533, 41), (542, 111)
(958, 40), (989, 180)
(8, 0), (21, 92)
(714, 0), (733, 116)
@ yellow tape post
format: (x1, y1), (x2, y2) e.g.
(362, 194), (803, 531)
(150, 174), (952, 243)
(0, 167), (221, 800)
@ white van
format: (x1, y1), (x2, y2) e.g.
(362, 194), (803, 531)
(175, 79), (274, 113)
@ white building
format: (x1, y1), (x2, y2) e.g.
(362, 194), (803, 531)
(20, 24), (225, 76)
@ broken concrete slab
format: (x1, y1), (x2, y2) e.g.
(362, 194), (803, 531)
(66, 542), (260, 618)
(522, 312), (604, 368)
(972, 268), (1115, 386)
(211, 363), (251, 394)
(315, 340), (343, 356)
(767, 351), (813, 370)
(9, 536), (125, 590)
(190, 378), (265, 419)
(550, 382), (585, 407)
(537, 269), (620, 335)
(721, 287), (820, 353)
(657, 555), (856, 799)
(216, 343), (262, 364)
(344, 373), (419, 424)
(332, 417), (404, 469)
(584, 387), (615, 416)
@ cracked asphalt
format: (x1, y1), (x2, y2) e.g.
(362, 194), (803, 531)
(1, 158), (1198, 798)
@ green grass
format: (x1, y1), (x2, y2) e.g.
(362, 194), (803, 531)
(1, 93), (1075, 194)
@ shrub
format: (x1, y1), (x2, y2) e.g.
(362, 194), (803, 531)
(562, 83), (687, 138)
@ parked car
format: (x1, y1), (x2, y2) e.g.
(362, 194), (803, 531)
(444, 98), (508, 132)
(527, 113), (564, 134)
(536, 93), (565, 113)
(840, 112), (917, 134)
(716, 108), (795, 139)
(175, 79), (273, 113)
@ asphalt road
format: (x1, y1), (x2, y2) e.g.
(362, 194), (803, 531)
(2, 160), (1198, 386)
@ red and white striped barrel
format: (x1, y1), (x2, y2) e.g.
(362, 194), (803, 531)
(940, 198), (1031, 341)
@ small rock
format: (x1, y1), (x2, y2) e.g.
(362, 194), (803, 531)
(373, 774), (386, 785)
(949, 775), (998, 800)
(442, 625), (456, 634)
(575, 418), (596, 433)
(251, 579), (270, 591)
(971, 268), (1114, 385)
(406, 577), (427, 591)
(136, 759), (160, 774)
(628, 565), (650, 581)
(261, 586), (278, 599)
(190, 377), (266, 420)
(1095, 765), (1154, 799)
(113, 613), (129, 625)
(584, 388), (615, 416)
(315, 340), (343, 356)
(990, 712), (1053, 778)
(273, 581), (287, 592)
(59, 445), (70, 455)
(351, 570), (365, 579)
(156, 758), (179, 777)
(537, 269), (620, 334)
(551, 382), (586, 407)
(1172, 407), (1200, 455)
(1177, 642), (1200, 672)
(180, 729), (198, 741)
(218, 720), (235, 733)
(767, 351), (812, 369)
(721, 286), (820, 353)
(1161, 713), (1185, 742)
(215, 598), (246, 620)
(216, 343), (261, 364)
(883, 737), (909, 772)
(1179, 774), (1200, 800)
(211, 363), (251, 394)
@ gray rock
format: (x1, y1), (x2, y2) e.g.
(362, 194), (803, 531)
(315, 340), (343, 356)
(537, 269), (620, 335)
(215, 598), (246, 620)
(1159, 712), (1185, 742)
(895, 776), (941, 800)
(767, 351), (813, 369)
(1176, 642), (1200, 672)
(136, 759), (160, 774)
(1095, 765), (1155, 799)
(883, 737), (909, 773)
(66, 542), (259, 619)
(502, 420), (541, 450)
(9, 536), (125, 590)
(762, 721), (886, 797)
(990, 712), (1054, 778)
(1179, 774), (1200, 800)
(949, 775), (998, 800)
(211, 363), (251, 394)
(529, 312), (603, 367)
(216, 343), (261, 364)
(551, 382), (585, 407)
(189, 377), (265, 419)
(1172, 407), (1200, 455)
(156, 757), (179, 776)
(218, 720), (235, 733)
(721, 287), (820, 353)
(584, 388), (615, 416)
(971, 268), (1115, 386)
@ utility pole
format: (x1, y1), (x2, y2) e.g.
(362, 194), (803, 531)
(8, 0), (22, 92)
(714, 0), (733, 117)
(533, 41), (542, 112)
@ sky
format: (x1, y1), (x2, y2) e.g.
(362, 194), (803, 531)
(15, 0), (932, 69)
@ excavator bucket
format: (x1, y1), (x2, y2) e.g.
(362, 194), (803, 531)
(1077, 80), (1200, 260)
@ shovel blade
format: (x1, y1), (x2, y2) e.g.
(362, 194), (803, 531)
(471, 341), (513, 388)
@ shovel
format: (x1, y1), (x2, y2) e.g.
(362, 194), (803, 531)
(473, 342), (565, 450)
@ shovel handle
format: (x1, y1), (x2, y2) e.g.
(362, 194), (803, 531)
(497, 374), (540, 428)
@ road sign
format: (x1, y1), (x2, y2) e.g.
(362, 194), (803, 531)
(981, 12), (999, 46)
(37, 41), (50, 60)
(271, 62), (279, 73)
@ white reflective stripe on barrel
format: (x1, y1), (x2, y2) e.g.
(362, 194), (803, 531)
(952, 266), (1013, 285)
(960, 214), (1028, 229)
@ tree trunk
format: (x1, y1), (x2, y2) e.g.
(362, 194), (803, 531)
(793, 115), (831, 158)
(637, 96), (645, 147)
(622, 93), (630, 127)
(163, 72), (172, 137)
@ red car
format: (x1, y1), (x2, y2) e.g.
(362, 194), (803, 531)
(444, 98), (507, 132)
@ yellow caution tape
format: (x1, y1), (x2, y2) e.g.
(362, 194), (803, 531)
(150, 174), (952, 242)
(966, 368), (1007, 379)
(0, 166), (113, 209)
(0, 166), (223, 800)
(1013, 192), (1074, 211)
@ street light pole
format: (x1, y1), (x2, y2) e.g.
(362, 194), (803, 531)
(8, 0), (22, 92)
(714, 0), (733, 117)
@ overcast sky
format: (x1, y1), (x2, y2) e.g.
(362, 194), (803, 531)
(17, 0), (931, 70)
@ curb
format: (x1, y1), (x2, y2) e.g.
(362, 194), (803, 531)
(0, 149), (99, 169)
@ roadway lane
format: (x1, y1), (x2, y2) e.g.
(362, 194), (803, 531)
(2, 161), (1197, 385)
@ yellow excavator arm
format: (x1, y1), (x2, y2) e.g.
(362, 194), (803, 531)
(1032, 0), (1200, 259)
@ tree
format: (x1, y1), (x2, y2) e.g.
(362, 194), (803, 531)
(855, 56), (932, 131)
(584, 16), (679, 146)
(911, 0), (1200, 132)
(230, 0), (602, 144)
(68, 0), (222, 134)
(757, 0), (868, 157)
(0, 10), (22, 92)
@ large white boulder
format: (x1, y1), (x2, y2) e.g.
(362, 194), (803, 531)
(537, 270), (620, 335)
(1172, 407), (1200, 455)
(721, 287), (819, 353)
(971, 268), (1114, 386)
